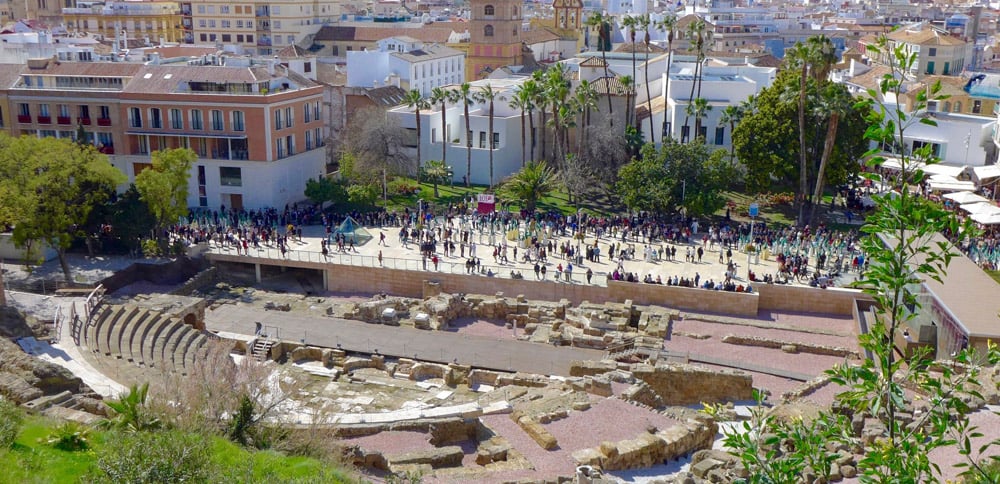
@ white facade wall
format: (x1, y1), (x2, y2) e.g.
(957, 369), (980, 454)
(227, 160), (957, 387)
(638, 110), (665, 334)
(902, 113), (993, 166)
(392, 54), (464, 96)
(112, 150), (325, 209)
(346, 50), (392, 88)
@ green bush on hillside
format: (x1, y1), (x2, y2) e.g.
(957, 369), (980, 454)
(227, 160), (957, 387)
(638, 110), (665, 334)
(0, 399), (22, 449)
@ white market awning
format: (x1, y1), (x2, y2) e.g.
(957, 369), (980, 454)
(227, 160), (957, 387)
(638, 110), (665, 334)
(944, 191), (989, 204)
(928, 178), (976, 192)
(972, 165), (1000, 184)
(960, 201), (1000, 216)
(972, 211), (1000, 225)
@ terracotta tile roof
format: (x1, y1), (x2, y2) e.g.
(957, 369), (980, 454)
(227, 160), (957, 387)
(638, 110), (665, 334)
(314, 24), (457, 44)
(886, 28), (967, 46)
(276, 44), (310, 58)
(580, 56), (608, 67)
(0, 64), (25, 88)
(521, 27), (562, 44)
(20, 60), (143, 77)
(845, 64), (892, 92)
(591, 76), (628, 95)
(365, 85), (408, 106)
(613, 42), (666, 54)
(142, 46), (219, 58)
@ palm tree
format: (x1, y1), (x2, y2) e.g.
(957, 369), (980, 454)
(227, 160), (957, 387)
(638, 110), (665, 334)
(718, 104), (743, 163)
(687, 97), (712, 142)
(456, 82), (476, 186)
(638, 14), (655, 143)
(808, 85), (852, 226)
(423, 159), (450, 197)
(498, 161), (556, 213)
(403, 89), (430, 170)
(510, 85), (533, 167)
(479, 83), (500, 188)
(585, 11), (615, 126)
(544, 65), (571, 164)
(656, 14), (678, 141)
(101, 383), (161, 432)
(531, 70), (549, 161)
(622, 15), (639, 127)
(573, 79), (599, 152)
(618, 75), (635, 128)
(682, 18), (708, 142)
(429, 87), (452, 166)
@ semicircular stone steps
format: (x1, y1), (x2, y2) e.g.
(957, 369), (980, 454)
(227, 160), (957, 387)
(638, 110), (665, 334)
(107, 306), (140, 359)
(156, 318), (187, 371)
(85, 306), (114, 353)
(123, 309), (155, 363)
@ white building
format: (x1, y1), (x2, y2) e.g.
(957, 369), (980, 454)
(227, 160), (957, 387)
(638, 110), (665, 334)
(651, 61), (776, 149)
(346, 36), (465, 96)
(389, 78), (526, 186)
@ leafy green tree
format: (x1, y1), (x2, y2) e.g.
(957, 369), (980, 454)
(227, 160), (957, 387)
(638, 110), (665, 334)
(304, 176), (348, 208)
(616, 144), (671, 213)
(616, 139), (727, 216)
(713, 35), (1000, 484)
(421, 160), (451, 198)
(3, 135), (125, 283)
(347, 183), (379, 207)
(498, 161), (556, 213)
(92, 430), (213, 484)
(134, 148), (196, 233)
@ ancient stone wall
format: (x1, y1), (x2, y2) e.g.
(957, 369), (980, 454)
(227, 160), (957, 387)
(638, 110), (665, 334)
(631, 363), (753, 405)
(721, 334), (859, 358)
(756, 284), (865, 315)
(571, 419), (718, 471)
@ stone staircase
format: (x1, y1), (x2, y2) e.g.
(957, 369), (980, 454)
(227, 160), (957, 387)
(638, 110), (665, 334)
(81, 304), (212, 375)
(251, 338), (275, 362)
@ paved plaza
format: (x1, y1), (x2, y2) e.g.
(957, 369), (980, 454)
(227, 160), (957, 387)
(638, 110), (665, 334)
(205, 221), (844, 289)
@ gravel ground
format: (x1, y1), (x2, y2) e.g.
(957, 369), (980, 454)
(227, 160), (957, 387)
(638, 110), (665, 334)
(758, 310), (857, 334)
(676, 318), (858, 350)
(543, 398), (681, 452)
(445, 317), (516, 340)
(480, 413), (577, 478)
(341, 430), (435, 456)
(668, 333), (845, 377)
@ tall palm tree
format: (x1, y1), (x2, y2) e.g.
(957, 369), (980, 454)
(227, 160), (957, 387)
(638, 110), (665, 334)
(638, 14), (654, 143)
(618, 75), (635, 128)
(456, 82), (476, 186)
(544, 65), (572, 164)
(682, 18), (708, 142)
(718, 104), (743, 163)
(622, 15), (639, 127)
(531, 70), (549, 161)
(498, 161), (556, 213)
(585, 11), (615, 126)
(808, 83), (850, 226)
(479, 83), (499, 188)
(573, 79), (598, 152)
(423, 159), (449, 198)
(656, 14), (677, 142)
(429, 86), (452, 166)
(403, 89), (430, 170)
(688, 97), (712, 142)
(510, 84), (533, 167)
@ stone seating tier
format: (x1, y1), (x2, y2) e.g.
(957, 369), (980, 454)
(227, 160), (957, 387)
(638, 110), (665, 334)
(142, 316), (174, 368)
(108, 306), (140, 358)
(157, 318), (186, 370)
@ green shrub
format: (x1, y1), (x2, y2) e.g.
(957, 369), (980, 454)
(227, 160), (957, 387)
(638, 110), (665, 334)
(91, 430), (214, 483)
(41, 421), (91, 452)
(387, 177), (420, 196)
(140, 239), (160, 258)
(0, 399), (23, 449)
(347, 184), (379, 207)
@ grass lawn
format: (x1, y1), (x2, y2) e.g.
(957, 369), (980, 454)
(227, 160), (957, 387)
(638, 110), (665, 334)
(0, 415), (353, 483)
(987, 270), (1000, 285)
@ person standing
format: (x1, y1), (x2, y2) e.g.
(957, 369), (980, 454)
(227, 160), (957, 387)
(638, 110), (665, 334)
(586, 268), (593, 284)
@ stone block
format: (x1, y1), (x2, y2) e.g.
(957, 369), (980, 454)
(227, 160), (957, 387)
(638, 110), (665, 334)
(386, 446), (464, 469)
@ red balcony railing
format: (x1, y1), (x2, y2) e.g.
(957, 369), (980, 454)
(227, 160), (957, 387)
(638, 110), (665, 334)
(17, 115), (31, 123)
(98, 146), (114, 154)
(97, 118), (112, 126)
(37, 116), (51, 124)
(78, 117), (91, 125)
(57, 116), (71, 125)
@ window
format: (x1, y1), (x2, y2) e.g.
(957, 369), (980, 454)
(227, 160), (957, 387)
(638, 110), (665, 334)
(137, 135), (149, 154)
(129, 107), (142, 128)
(221, 20), (230, 28)
(99, 105), (110, 119)
(39, 104), (50, 116)
(206, 5), (214, 13)
(190, 109), (203, 130)
(18, 103), (29, 116)
(272, 5), (279, 13)
(273, 20), (281, 29)
(237, 20), (243, 28)
(715, 126), (725, 145)
(304, 104), (311, 123)
(220, 167), (242, 187)
(275, 109), (283, 129)
(222, 34), (232, 42)
(78, 105), (90, 120)
(286, 135), (294, 155)
(57, 104), (69, 117)
(97, 132), (113, 149)
(484, 25), (493, 37)
(698, 126), (707, 140)
(479, 131), (486, 148)
(287, 35), (294, 44)
(928, 47), (937, 57)
(200, 33), (207, 42)
(925, 61), (935, 75)
(149, 108), (162, 128)
(208, 20), (215, 28)
(220, 5), (229, 13)
(276, 138), (285, 158)
(170, 108), (183, 129)
(955, 101), (962, 112)
(492, 132), (499, 149)
(232, 111), (244, 131)
(973, 100), (983, 114)
(484, 4), (494, 15)
(284, 107), (293, 127)
(313, 102), (320, 121)
(196, 5), (204, 13)
(305, 130), (313, 150)
(431, 127), (437, 143)
(211, 110), (224, 130)
(912, 140), (941, 157)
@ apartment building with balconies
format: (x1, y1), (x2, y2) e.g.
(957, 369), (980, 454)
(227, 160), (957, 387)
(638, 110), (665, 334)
(181, 0), (340, 55)
(0, 57), (327, 210)
(62, 1), (185, 44)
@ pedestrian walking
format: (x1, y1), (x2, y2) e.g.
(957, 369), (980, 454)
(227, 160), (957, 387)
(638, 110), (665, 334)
(586, 268), (593, 284)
